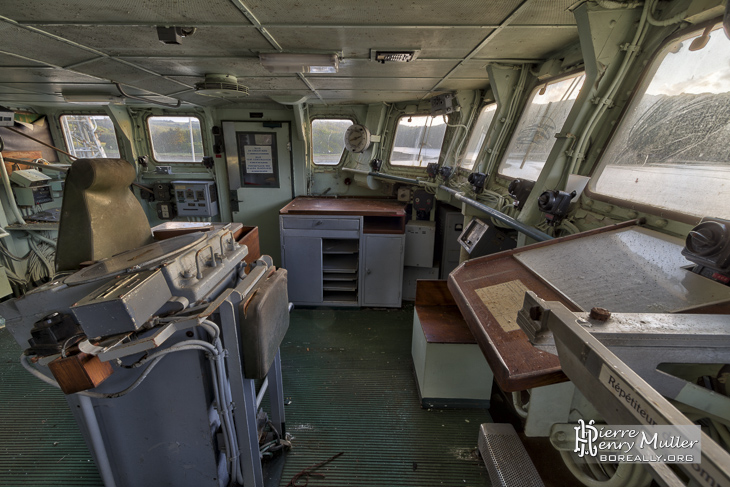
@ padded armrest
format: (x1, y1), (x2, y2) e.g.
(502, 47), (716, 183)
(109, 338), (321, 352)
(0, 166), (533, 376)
(239, 269), (290, 380)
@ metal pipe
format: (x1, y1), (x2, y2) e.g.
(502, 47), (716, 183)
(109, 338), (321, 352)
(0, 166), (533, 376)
(439, 185), (553, 242)
(256, 377), (269, 409)
(78, 396), (117, 487)
(341, 167), (421, 185)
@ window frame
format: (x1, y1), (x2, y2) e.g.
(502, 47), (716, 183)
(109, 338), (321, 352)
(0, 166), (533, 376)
(584, 18), (726, 224)
(310, 117), (354, 167)
(496, 70), (586, 181)
(388, 113), (448, 169)
(59, 113), (122, 159)
(146, 114), (205, 164)
(458, 102), (497, 172)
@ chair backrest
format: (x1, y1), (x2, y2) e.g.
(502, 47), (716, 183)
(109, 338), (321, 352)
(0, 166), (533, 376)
(55, 158), (153, 271)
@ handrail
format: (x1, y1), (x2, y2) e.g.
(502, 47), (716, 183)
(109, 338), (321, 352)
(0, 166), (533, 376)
(439, 185), (553, 242)
(339, 167), (553, 241)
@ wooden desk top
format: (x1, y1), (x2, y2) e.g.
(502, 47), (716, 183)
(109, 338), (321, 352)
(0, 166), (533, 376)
(447, 221), (638, 392)
(280, 197), (407, 217)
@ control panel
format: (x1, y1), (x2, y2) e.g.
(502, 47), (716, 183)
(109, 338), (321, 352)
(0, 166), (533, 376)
(172, 180), (218, 217)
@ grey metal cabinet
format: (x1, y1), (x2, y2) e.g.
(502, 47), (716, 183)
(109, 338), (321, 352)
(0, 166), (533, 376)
(361, 234), (405, 308)
(281, 234), (322, 304)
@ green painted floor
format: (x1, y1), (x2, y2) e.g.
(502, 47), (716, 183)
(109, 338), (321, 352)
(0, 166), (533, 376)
(0, 305), (491, 487)
(276, 306), (491, 487)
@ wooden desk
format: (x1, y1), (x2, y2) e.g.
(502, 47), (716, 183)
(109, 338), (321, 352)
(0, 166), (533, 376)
(448, 221), (730, 392)
(280, 197), (407, 234)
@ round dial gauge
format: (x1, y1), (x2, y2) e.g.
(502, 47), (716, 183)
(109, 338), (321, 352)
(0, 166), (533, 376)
(344, 124), (371, 153)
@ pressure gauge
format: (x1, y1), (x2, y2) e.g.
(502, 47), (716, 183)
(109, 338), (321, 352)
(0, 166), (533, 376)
(344, 124), (371, 153)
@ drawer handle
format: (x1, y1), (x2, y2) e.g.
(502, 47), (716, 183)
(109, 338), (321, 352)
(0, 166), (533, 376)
(315, 220), (323, 226)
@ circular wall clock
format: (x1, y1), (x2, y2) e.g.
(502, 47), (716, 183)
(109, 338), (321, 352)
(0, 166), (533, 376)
(344, 124), (371, 153)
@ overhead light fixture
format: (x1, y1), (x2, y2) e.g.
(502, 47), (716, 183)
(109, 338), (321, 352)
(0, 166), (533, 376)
(62, 93), (126, 105)
(259, 53), (339, 74)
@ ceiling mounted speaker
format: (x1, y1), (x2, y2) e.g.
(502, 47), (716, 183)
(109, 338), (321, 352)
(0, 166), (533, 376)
(194, 74), (249, 98)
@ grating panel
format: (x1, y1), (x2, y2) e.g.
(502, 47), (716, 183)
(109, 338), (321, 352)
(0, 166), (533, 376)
(0, 23), (97, 67)
(275, 307), (492, 487)
(477, 423), (545, 487)
(0, 328), (103, 486)
(1, 0), (251, 24)
(511, 0), (577, 25)
(241, 0), (522, 26)
(472, 27), (579, 60)
(268, 27), (490, 59)
(37, 25), (272, 57)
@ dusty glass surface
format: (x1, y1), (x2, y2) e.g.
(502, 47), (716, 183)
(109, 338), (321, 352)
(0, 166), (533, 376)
(148, 116), (203, 163)
(593, 27), (730, 219)
(459, 104), (497, 170)
(312, 119), (352, 165)
(390, 115), (447, 167)
(61, 115), (120, 158)
(498, 73), (585, 180)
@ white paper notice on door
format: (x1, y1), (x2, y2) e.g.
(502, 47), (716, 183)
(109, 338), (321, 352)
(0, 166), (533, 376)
(243, 145), (274, 174)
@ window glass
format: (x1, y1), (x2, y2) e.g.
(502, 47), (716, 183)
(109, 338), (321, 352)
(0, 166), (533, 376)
(593, 27), (730, 219)
(148, 116), (203, 162)
(390, 115), (447, 167)
(61, 115), (120, 158)
(460, 104), (497, 170)
(311, 119), (353, 165)
(498, 73), (585, 180)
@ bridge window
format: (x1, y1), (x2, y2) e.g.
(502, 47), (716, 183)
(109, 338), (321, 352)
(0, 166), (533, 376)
(498, 72), (585, 180)
(459, 103), (497, 170)
(592, 25), (730, 219)
(311, 118), (353, 165)
(60, 115), (120, 159)
(390, 115), (446, 167)
(147, 116), (203, 163)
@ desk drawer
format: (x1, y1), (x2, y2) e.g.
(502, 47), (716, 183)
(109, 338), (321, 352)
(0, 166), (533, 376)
(281, 217), (360, 231)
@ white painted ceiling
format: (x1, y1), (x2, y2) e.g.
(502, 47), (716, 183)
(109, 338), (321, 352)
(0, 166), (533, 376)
(0, 0), (580, 107)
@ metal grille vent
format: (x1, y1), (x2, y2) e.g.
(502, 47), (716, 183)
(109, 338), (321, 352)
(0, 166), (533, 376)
(477, 423), (545, 487)
(195, 74), (249, 98)
(370, 49), (421, 64)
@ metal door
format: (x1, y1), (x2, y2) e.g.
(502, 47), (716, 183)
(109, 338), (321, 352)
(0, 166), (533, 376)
(361, 234), (404, 307)
(281, 234), (322, 304)
(223, 121), (292, 266)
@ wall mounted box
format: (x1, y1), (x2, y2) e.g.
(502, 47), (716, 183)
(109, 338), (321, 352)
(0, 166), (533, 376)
(172, 180), (218, 217)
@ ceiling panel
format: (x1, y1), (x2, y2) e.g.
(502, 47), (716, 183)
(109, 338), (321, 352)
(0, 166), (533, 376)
(243, 0), (521, 25)
(128, 57), (286, 78)
(0, 93), (63, 104)
(0, 53), (46, 67)
(1, 0), (250, 24)
(0, 86), (41, 95)
(437, 79), (491, 91)
(0, 82), (114, 96)
(36, 25), (271, 57)
(0, 68), (100, 84)
(472, 27), (579, 60)
(337, 59), (457, 79)
(511, 0), (577, 25)
(72, 59), (194, 95)
(0, 23), (97, 67)
(314, 90), (428, 104)
(449, 60), (490, 79)
(309, 77), (439, 91)
(267, 27), (491, 59)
